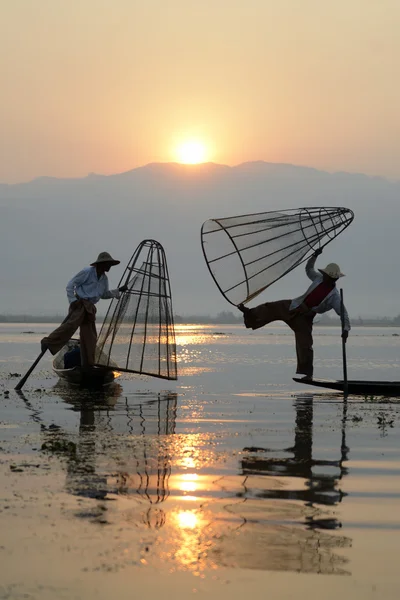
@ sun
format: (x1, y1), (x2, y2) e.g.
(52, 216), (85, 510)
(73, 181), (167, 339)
(176, 140), (207, 164)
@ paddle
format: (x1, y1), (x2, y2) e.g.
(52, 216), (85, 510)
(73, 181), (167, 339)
(340, 288), (348, 398)
(14, 349), (47, 391)
(15, 314), (70, 391)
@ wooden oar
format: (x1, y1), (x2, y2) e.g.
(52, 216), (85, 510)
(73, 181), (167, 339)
(15, 313), (70, 391)
(340, 288), (348, 398)
(15, 349), (47, 391)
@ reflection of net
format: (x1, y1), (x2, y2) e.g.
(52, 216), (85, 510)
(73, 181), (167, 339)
(110, 394), (177, 528)
(95, 240), (177, 380)
(201, 207), (354, 306)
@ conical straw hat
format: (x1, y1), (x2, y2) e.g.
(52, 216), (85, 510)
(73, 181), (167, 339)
(318, 263), (344, 279)
(91, 251), (120, 266)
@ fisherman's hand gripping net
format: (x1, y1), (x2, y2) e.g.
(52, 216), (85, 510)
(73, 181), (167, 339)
(95, 240), (177, 380)
(201, 207), (354, 306)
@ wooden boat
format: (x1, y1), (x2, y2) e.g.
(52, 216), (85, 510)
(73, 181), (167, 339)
(53, 340), (117, 388)
(293, 377), (400, 397)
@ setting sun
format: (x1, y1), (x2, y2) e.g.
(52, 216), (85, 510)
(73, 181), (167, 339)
(176, 141), (207, 164)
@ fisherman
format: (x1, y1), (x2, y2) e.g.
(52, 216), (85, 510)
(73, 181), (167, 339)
(41, 252), (128, 368)
(238, 248), (350, 380)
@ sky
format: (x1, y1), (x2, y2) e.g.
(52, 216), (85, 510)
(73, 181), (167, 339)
(1, 0), (400, 183)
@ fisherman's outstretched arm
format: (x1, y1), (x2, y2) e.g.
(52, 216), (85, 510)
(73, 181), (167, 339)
(305, 255), (319, 281)
(100, 277), (121, 300)
(66, 268), (91, 303)
(306, 247), (323, 281)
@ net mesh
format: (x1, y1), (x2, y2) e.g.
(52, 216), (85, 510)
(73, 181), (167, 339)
(95, 240), (177, 380)
(201, 207), (354, 306)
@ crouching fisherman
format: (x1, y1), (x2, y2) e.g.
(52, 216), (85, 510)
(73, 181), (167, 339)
(238, 249), (350, 380)
(41, 252), (127, 367)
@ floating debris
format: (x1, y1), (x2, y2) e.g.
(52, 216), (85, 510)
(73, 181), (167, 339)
(352, 415), (363, 423)
(10, 465), (24, 473)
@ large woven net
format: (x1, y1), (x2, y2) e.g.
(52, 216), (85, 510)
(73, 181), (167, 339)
(95, 240), (177, 380)
(201, 207), (354, 306)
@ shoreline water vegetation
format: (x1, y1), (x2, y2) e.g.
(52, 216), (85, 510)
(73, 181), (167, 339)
(0, 311), (400, 327)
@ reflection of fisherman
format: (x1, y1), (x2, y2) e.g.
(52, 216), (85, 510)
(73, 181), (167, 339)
(41, 385), (120, 501)
(241, 395), (348, 507)
(239, 249), (351, 380)
(40, 389), (176, 528)
(236, 396), (350, 574)
(41, 252), (128, 367)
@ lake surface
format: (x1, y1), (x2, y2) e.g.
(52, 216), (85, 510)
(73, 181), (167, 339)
(1, 323), (400, 598)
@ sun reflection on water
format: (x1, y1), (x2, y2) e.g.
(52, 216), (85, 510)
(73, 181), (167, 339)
(180, 455), (196, 470)
(175, 510), (199, 530)
(170, 508), (214, 572)
(179, 473), (199, 494)
(175, 325), (216, 348)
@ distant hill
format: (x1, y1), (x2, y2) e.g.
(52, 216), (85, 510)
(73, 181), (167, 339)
(0, 161), (398, 317)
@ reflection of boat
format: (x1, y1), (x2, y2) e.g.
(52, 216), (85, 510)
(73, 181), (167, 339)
(293, 377), (400, 396)
(53, 339), (117, 387)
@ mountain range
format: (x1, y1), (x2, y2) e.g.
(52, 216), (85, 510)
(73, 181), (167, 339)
(0, 161), (398, 318)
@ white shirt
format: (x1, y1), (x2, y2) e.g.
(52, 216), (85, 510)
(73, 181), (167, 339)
(290, 256), (351, 331)
(66, 266), (120, 305)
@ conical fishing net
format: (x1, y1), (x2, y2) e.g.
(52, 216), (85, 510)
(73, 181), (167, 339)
(95, 240), (177, 380)
(201, 207), (354, 306)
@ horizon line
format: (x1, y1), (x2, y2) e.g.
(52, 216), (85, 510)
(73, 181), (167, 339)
(1, 159), (394, 187)
(1, 313), (399, 322)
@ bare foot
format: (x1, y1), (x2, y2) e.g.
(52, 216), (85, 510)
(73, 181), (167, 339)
(299, 375), (313, 381)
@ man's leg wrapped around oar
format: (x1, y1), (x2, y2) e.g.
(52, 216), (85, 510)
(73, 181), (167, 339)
(41, 299), (97, 367)
(239, 299), (293, 330)
(239, 299), (315, 379)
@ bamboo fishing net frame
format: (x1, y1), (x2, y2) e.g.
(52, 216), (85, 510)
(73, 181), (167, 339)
(95, 239), (177, 380)
(201, 207), (354, 306)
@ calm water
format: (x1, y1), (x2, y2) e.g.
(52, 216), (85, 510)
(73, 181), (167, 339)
(1, 323), (400, 596)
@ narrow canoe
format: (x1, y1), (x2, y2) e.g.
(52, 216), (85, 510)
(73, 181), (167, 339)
(293, 377), (400, 397)
(53, 340), (116, 388)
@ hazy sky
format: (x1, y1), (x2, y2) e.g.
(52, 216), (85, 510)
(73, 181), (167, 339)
(1, 0), (399, 183)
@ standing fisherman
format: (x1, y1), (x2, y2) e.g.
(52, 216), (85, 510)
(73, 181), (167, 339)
(41, 252), (127, 367)
(238, 249), (350, 380)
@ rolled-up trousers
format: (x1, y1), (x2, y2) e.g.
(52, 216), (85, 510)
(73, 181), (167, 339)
(243, 299), (315, 377)
(41, 300), (97, 367)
